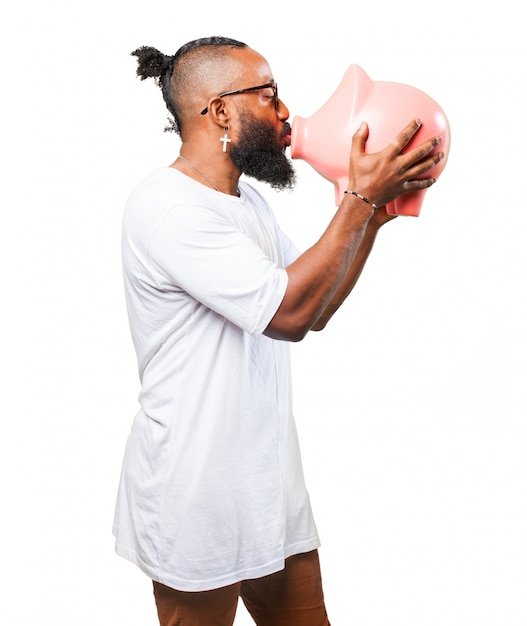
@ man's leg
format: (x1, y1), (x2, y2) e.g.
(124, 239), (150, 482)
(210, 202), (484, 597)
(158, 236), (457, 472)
(152, 580), (240, 626)
(240, 550), (331, 626)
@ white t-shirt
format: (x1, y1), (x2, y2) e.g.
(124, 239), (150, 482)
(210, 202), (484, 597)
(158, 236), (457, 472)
(113, 168), (319, 592)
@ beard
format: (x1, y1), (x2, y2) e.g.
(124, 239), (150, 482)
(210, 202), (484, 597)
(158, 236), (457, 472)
(229, 112), (297, 191)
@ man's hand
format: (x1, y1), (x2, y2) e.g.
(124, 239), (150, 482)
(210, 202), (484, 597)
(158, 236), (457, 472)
(347, 119), (444, 210)
(370, 205), (398, 228)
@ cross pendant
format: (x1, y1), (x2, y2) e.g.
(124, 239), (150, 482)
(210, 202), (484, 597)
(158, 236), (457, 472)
(220, 134), (231, 152)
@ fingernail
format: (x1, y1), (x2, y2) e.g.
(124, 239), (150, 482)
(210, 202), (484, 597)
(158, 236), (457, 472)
(416, 118), (422, 127)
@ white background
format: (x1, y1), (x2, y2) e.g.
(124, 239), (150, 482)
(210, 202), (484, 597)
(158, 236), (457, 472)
(2, 1), (526, 624)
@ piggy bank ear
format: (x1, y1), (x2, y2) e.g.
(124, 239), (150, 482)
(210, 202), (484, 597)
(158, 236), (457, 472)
(340, 64), (374, 130)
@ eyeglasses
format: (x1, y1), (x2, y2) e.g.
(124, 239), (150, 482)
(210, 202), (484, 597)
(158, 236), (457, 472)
(200, 82), (279, 115)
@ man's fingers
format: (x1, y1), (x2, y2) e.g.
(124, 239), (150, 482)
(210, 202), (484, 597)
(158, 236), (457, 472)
(389, 118), (423, 153)
(406, 134), (443, 164)
(404, 146), (445, 180)
(351, 121), (369, 154)
(402, 176), (437, 192)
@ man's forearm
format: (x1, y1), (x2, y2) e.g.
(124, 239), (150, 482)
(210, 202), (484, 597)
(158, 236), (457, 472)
(310, 216), (382, 331)
(264, 196), (375, 342)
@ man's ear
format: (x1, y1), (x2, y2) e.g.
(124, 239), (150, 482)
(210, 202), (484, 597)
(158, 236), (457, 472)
(208, 98), (230, 126)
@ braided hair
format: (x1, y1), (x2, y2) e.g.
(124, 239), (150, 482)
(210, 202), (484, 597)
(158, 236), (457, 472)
(131, 36), (247, 136)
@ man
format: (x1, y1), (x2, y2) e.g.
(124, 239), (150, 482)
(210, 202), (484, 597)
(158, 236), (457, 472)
(113, 36), (443, 625)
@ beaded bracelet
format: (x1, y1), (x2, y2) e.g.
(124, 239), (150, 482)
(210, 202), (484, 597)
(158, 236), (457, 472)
(344, 190), (378, 211)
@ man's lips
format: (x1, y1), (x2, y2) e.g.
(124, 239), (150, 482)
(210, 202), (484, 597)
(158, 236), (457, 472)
(281, 122), (292, 147)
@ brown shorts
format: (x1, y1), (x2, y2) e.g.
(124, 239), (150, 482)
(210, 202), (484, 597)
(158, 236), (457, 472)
(152, 549), (331, 626)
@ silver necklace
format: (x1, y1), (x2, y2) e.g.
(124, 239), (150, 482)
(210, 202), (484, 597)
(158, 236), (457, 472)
(178, 155), (239, 196)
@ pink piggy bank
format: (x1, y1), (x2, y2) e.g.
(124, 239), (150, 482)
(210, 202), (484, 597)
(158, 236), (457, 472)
(290, 64), (450, 216)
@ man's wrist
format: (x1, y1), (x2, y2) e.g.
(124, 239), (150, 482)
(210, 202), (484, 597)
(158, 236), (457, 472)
(343, 189), (378, 211)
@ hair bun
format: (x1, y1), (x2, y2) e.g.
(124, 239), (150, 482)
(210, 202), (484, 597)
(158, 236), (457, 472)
(131, 46), (172, 80)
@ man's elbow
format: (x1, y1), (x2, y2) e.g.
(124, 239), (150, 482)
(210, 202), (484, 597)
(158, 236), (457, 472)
(263, 318), (312, 342)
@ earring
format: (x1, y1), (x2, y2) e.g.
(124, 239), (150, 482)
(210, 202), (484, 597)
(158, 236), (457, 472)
(220, 126), (231, 152)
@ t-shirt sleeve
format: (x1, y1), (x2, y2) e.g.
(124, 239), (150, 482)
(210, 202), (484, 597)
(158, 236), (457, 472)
(146, 204), (289, 336)
(276, 228), (301, 268)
